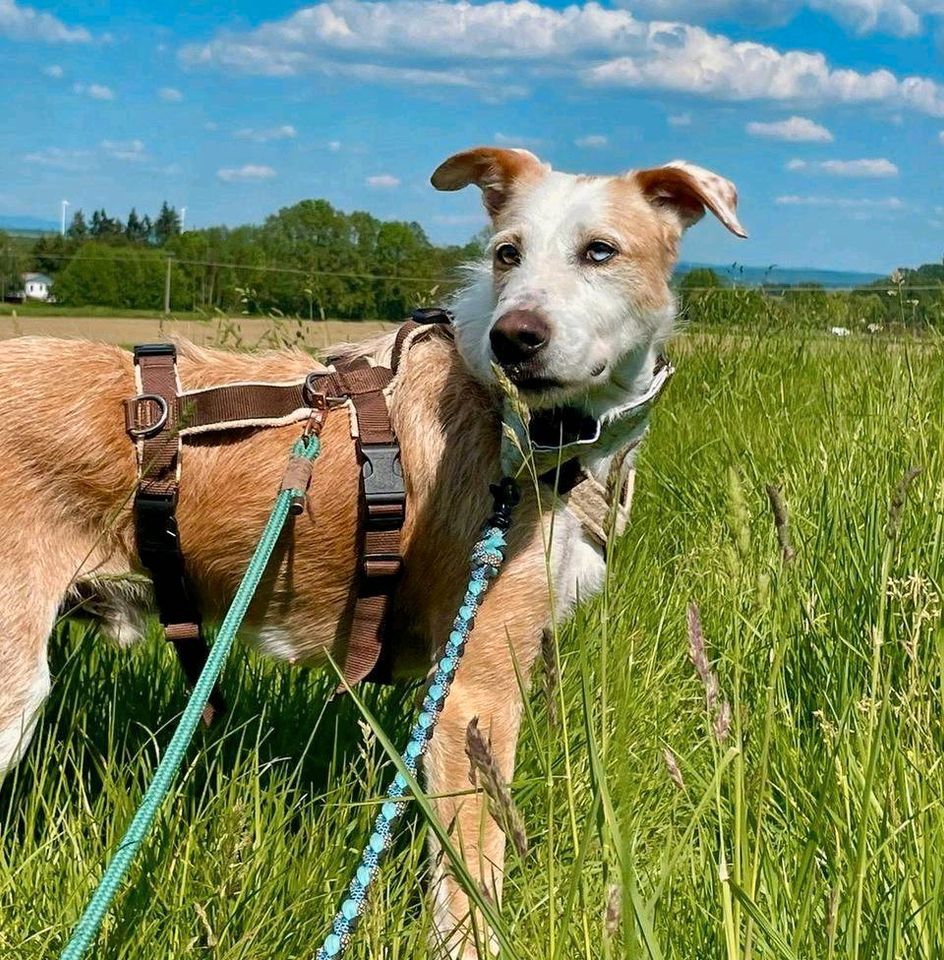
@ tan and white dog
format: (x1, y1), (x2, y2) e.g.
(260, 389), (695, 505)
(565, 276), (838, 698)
(0, 147), (744, 957)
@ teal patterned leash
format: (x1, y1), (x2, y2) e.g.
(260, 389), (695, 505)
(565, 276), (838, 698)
(315, 476), (520, 959)
(60, 432), (322, 960)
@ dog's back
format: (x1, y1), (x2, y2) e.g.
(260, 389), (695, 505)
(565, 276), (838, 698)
(0, 330), (510, 774)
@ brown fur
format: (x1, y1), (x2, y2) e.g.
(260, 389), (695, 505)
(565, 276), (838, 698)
(0, 330), (551, 958)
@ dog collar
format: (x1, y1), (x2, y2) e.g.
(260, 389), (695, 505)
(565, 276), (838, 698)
(526, 354), (675, 462)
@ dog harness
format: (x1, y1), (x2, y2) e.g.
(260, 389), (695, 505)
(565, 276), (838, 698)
(123, 310), (672, 716)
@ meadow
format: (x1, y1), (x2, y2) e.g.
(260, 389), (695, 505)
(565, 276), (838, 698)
(1, 323), (942, 959)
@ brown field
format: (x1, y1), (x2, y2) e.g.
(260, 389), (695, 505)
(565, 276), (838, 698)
(0, 315), (393, 348)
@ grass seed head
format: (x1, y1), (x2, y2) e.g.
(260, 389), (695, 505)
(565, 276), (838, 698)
(687, 603), (719, 715)
(886, 465), (922, 540)
(466, 717), (528, 858)
(765, 481), (795, 565)
(605, 884), (622, 939)
(663, 748), (685, 790)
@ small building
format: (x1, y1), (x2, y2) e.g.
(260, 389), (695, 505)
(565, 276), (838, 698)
(21, 272), (53, 302)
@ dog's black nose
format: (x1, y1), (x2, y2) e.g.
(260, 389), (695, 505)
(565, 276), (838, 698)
(490, 309), (550, 366)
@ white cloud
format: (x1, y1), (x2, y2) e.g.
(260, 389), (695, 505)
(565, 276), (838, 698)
(158, 86), (183, 102)
(494, 132), (543, 146)
(620, 0), (943, 38)
(328, 139), (342, 151)
(747, 115), (834, 141)
(776, 194), (905, 210)
(73, 82), (114, 100)
(204, 121), (219, 131)
(668, 112), (692, 126)
(178, 0), (944, 116)
(217, 164), (276, 182)
(43, 64), (63, 78)
(787, 157), (899, 177)
(575, 134), (608, 148)
(0, 0), (91, 43)
(939, 130), (944, 143)
(23, 147), (93, 170)
(584, 24), (944, 116)
(101, 138), (147, 161)
(366, 174), (400, 188)
(234, 124), (297, 142)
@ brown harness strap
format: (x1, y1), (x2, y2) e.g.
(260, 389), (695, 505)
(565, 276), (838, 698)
(123, 311), (452, 700)
(307, 359), (405, 687)
(179, 381), (309, 433)
(127, 344), (224, 725)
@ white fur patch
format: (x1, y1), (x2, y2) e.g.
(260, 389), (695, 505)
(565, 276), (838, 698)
(0, 653), (50, 776)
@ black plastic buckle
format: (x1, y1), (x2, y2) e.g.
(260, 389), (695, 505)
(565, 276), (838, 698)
(361, 442), (405, 512)
(134, 492), (181, 556)
(134, 342), (177, 361)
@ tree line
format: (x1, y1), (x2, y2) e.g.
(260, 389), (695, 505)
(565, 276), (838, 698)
(1, 199), (482, 320)
(2, 201), (942, 326)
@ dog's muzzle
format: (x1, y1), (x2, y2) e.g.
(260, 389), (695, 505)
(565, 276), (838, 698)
(490, 308), (550, 376)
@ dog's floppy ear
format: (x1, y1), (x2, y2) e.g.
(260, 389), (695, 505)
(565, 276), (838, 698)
(431, 146), (546, 218)
(634, 161), (747, 238)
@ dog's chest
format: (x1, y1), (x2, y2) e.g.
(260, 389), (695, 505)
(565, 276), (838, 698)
(549, 504), (607, 617)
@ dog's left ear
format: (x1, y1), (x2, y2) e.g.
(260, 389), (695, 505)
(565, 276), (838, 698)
(634, 161), (747, 238)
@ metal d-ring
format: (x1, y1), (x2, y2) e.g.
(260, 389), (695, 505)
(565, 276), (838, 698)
(127, 394), (169, 439)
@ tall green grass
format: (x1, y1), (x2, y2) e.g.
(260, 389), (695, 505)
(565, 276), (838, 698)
(1, 329), (942, 958)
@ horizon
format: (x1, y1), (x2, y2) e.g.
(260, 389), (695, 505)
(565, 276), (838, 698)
(3, 0), (943, 275)
(0, 213), (892, 280)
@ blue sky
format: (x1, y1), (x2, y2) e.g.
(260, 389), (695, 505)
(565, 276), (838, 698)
(2, 0), (943, 273)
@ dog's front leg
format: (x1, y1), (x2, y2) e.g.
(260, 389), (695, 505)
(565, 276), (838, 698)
(423, 557), (546, 959)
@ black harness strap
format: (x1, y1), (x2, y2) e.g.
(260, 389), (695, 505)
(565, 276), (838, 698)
(127, 343), (225, 725)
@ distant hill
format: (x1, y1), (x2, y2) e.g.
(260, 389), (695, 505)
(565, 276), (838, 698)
(0, 215), (58, 235)
(677, 262), (884, 289)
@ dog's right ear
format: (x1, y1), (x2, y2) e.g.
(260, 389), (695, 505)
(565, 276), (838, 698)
(431, 146), (546, 218)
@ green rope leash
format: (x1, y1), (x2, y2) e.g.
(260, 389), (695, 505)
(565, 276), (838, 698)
(59, 433), (321, 960)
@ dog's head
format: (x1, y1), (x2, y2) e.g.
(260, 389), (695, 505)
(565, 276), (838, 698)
(432, 146), (746, 411)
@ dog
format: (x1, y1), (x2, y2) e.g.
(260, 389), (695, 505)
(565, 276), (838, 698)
(0, 146), (744, 957)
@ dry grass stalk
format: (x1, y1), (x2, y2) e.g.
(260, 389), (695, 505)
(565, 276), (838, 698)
(687, 603), (719, 715)
(466, 718), (528, 858)
(886, 465), (922, 540)
(687, 603), (731, 743)
(663, 748), (685, 790)
(765, 482), (796, 565)
(605, 883), (622, 938)
(541, 628), (560, 729)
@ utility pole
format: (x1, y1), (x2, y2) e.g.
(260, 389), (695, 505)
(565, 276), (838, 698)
(164, 257), (173, 314)
(60, 199), (69, 236)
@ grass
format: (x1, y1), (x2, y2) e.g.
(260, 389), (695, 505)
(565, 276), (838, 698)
(1, 327), (943, 958)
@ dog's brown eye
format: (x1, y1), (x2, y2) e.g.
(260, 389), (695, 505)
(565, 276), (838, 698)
(495, 243), (521, 267)
(585, 240), (618, 264)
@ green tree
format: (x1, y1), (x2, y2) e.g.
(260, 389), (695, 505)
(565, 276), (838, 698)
(54, 241), (172, 309)
(125, 208), (149, 244)
(31, 234), (77, 275)
(679, 267), (724, 294)
(153, 202), (181, 245)
(0, 231), (26, 300)
(67, 210), (88, 241)
(89, 209), (123, 241)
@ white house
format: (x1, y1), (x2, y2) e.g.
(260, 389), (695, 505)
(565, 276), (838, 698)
(21, 272), (53, 302)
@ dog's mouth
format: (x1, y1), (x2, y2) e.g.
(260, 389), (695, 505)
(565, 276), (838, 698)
(501, 360), (607, 399)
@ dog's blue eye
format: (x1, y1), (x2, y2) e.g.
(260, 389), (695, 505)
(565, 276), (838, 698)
(585, 241), (617, 264)
(495, 243), (521, 267)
